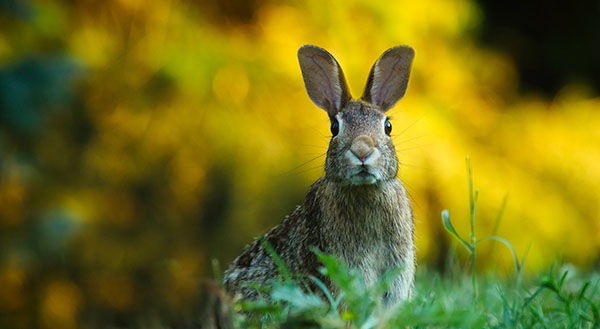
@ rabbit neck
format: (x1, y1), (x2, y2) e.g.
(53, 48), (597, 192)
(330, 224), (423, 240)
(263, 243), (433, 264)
(317, 176), (412, 227)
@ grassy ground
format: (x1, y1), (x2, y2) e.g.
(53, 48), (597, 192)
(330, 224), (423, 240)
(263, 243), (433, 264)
(229, 260), (599, 328)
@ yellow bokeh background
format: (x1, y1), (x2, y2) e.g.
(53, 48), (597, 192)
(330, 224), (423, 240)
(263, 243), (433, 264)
(1, 0), (599, 326)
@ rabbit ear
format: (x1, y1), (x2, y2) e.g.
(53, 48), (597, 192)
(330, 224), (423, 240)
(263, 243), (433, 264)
(298, 45), (352, 117)
(362, 46), (415, 112)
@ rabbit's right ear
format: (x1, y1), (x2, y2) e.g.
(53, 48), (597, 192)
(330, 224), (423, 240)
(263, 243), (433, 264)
(298, 45), (352, 118)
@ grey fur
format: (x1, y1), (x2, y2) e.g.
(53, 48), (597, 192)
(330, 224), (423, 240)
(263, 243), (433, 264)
(224, 45), (416, 305)
(297, 45), (352, 118)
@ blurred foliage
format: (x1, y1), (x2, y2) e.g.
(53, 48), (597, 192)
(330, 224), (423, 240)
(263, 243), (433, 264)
(0, 0), (599, 327)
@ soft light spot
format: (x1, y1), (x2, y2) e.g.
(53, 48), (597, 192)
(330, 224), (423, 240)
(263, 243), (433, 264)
(212, 65), (249, 104)
(41, 281), (81, 329)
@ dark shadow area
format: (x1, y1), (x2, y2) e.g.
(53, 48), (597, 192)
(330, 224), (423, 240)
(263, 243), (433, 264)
(476, 0), (600, 96)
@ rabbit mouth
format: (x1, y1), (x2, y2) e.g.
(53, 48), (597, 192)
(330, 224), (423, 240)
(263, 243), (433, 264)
(348, 168), (378, 185)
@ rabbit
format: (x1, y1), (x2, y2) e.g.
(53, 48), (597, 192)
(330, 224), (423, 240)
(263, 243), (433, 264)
(223, 44), (416, 305)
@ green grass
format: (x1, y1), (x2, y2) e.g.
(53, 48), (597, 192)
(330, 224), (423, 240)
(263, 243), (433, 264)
(225, 159), (600, 328)
(230, 258), (599, 328)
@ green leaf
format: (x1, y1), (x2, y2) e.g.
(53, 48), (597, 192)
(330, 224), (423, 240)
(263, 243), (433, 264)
(270, 282), (324, 310)
(441, 210), (473, 253)
(523, 286), (545, 307)
(577, 281), (590, 300)
(307, 274), (339, 312)
(477, 236), (521, 272)
(584, 297), (599, 324)
(539, 275), (559, 293)
(558, 270), (569, 289)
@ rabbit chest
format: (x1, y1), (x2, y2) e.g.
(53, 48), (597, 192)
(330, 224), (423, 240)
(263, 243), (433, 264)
(319, 180), (414, 288)
(330, 216), (400, 286)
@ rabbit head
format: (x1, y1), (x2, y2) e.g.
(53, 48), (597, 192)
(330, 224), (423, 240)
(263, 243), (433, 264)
(298, 45), (415, 186)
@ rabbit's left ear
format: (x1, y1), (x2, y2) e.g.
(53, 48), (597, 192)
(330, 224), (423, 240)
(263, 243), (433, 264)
(362, 46), (415, 112)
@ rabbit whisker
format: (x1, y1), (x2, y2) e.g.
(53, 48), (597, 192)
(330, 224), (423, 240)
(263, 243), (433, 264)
(398, 161), (426, 170)
(292, 164), (325, 175)
(394, 116), (423, 139)
(299, 144), (328, 149)
(396, 144), (429, 152)
(393, 135), (425, 144)
(279, 153), (326, 176)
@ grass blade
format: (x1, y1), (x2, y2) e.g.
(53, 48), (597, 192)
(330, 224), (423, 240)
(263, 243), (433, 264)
(478, 236), (521, 272)
(442, 210), (473, 253)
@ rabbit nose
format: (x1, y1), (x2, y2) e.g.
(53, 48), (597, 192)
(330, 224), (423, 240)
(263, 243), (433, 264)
(350, 135), (375, 162)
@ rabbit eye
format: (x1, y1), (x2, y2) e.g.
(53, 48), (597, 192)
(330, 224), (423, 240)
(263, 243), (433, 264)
(330, 120), (340, 137)
(384, 119), (392, 135)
